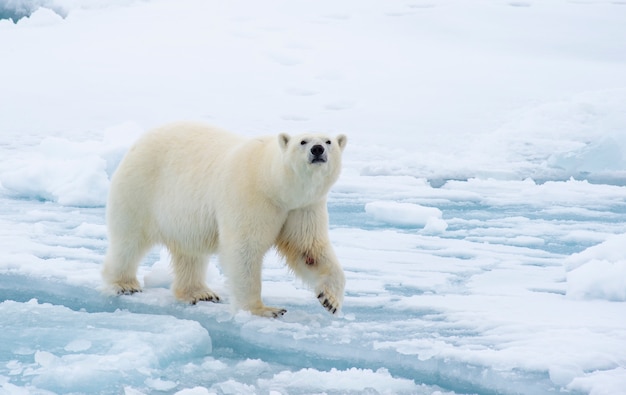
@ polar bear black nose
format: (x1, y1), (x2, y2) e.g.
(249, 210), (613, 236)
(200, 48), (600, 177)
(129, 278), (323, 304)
(311, 145), (325, 156)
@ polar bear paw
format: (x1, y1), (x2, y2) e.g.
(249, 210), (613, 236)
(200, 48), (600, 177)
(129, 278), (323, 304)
(250, 306), (287, 318)
(317, 291), (341, 315)
(110, 279), (142, 295)
(175, 287), (221, 305)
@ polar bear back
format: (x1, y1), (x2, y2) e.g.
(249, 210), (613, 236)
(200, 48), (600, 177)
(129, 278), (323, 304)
(107, 123), (254, 255)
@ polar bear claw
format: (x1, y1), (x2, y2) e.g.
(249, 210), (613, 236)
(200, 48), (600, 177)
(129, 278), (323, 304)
(172, 285), (221, 305)
(317, 292), (339, 315)
(109, 279), (142, 296)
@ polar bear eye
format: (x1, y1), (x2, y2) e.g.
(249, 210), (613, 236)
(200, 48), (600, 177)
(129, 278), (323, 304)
(300, 140), (307, 145)
(325, 140), (331, 145)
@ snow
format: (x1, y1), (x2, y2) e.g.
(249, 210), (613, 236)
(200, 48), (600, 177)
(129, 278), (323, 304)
(566, 234), (626, 302)
(1, 0), (626, 394)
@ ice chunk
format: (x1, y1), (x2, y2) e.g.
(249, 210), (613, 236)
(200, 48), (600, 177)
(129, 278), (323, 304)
(143, 248), (174, 289)
(258, 367), (420, 394)
(0, 147), (109, 206)
(566, 259), (626, 302)
(565, 234), (626, 301)
(16, 7), (63, 26)
(0, 122), (142, 207)
(0, 299), (211, 394)
(145, 378), (177, 391)
(567, 367), (626, 395)
(174, 387), (213, 395)
(365, 201), (446, 229)
(565, 233), (626, 271)
(423, 216), (449, 234)
(548, 136), (625, 175)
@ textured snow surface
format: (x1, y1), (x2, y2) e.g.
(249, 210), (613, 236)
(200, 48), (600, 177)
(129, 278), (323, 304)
(1, 1), (626, 394)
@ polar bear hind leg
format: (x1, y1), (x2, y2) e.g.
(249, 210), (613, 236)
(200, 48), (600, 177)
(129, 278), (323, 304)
(170, 251), (220, 304)
(102, 238), (149, 295)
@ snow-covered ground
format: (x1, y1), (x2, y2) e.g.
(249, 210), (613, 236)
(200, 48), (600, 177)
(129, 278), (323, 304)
(1, 1), (626, 394)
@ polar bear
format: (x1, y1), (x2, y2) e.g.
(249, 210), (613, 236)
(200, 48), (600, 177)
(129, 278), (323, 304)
(102, 123), (347, 317)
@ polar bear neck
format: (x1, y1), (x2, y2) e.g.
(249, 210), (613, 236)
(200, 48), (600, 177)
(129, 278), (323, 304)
(266, 151), (339, 210)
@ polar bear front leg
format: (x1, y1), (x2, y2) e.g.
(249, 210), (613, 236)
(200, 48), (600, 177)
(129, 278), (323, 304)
(276, 240), (345, 314)
(233, 263), (287, 318)
(219, 241), (287, 318)
(276, 203), (346, 315)
(303, 246), (345, 315)
(315, 261), (345, 314)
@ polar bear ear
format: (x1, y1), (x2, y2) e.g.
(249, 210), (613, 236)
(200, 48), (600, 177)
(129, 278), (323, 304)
(278, 133), (291, 151)
(337, 134), (347, 151)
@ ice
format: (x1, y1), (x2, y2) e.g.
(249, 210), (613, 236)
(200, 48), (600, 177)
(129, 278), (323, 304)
(174, 388), (212, 395)
(0, 1), (63, 22)
(566, 234), (626, 302)
(365, 201), (445, 229)
(143, 249), (174, 289)
(565, 233), (626, 272)
(1, 0), (626, 394)
(0, 299), (211, 394)
(567, 259), (626, 302)
(257, 367), (421, 394)
(568, 368), (626, 395)
(0, 122), (141, 206)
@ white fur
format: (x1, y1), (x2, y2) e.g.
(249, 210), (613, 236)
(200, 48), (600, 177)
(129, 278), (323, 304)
(102, 122), (347, 317)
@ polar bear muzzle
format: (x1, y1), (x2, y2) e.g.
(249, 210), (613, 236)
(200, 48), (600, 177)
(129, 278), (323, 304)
(309, 144), (327, 164)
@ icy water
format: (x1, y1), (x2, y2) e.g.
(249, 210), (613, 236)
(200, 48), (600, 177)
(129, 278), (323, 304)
(329, 200), (626, 256)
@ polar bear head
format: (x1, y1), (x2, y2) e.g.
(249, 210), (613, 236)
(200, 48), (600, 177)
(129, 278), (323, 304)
(277, 132), (347, 206)
(279, 132), (347, 167)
